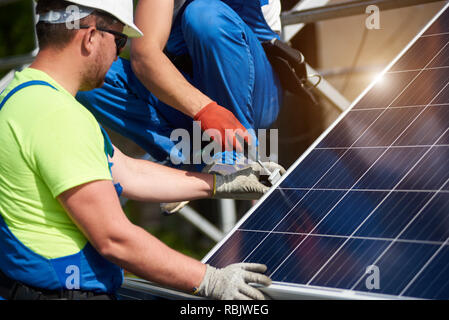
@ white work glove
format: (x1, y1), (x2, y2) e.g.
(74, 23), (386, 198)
(160, 161), (286, 214)
(212, 161), (286, 200)
(213, 166), (268, 200)
(195, 263), (272, 300)
(249, 161), (287, 177)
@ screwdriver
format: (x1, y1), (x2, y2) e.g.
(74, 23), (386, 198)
(239, 136), (281, 187)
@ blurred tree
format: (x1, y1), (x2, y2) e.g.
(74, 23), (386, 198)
(0, 0), (35, 77)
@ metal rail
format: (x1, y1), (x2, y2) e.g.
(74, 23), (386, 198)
(282, 0), (444, 26)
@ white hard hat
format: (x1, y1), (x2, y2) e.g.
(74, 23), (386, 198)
(36, 0), (143, 38)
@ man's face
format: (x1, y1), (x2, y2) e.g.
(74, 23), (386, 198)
(80, 22), (125, 91)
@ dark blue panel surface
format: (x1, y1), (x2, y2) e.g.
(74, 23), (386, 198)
(309, 239), (390, 289)
(314, 148), (386, 189)
(352, 242), (440, 295)
(239, 189), (308, 231)
(352, 107), (423, 146)
(270, 236), (346, 284)
(390, 34), (449, 71)
(391, 68), (449, 107)
(316, 109), (384, 148)
(354, 192), (434, 239)
(397, 146), (449, 190)
(394, 104), (449, 146)
(272, 190), (346, 234)
(242, 233), (306, 276)
(399, 193), (449, 242)
(205, 6), (449, 300)
(354, 71), (420, 109)
(314, 191), (388, 236)
(404, 245), (449, 299)
(279, 149), (345, 188)
(354, 147), (427, 189)
(206, 230), (267, 268)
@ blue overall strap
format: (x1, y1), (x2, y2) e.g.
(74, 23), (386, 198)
(100, 126), (123, 197)
(0, 80), (57, 111)
(100, 126), (114, 157)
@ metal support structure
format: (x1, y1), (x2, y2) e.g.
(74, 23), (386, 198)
(0, 54), (36, 71)
(0, 70), (15, 92)
(178, 205), (224, 243)
(282, 0), (444, 112)
(218, 199), (237, 234)
(118, 278), (203, 300)
(307, 64), (351, 112)
(282, 1), (351, 112)
(282, 0), (330, 43)
(282, 0), (443, 26)
(317, 64), (384, 78)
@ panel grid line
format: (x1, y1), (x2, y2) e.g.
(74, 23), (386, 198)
(278, 187), (449, 193)
(264, 48), (449, 279)
(315, 144), (449, 150)
(350, 176), (449, 293)
(306, 85), (449, 286)
(204, 6), (449, 299)
(237, 229), (449, 247)
(240, 42), (449, 265)
(399, 235), (449, 296)
(387, 65), (449, 74)
(351, 102), (449, 111)
(421, 31), (449, 37)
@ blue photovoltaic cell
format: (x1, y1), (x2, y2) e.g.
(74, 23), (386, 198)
(394, 104), (449, 146)
(205, 5), (449, 299)
(353, 70), (420, 109)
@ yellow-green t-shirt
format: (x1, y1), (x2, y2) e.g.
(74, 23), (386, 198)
(0, 68), (112, 259)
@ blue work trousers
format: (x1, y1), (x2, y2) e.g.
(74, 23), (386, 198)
(76, 0), (282, 167)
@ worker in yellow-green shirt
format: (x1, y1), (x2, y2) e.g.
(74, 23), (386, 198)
(0, 0), (282, 300)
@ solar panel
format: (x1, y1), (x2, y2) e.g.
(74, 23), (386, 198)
(202, 3), (449, 300)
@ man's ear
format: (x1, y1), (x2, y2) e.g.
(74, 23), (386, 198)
(80, 27), (96, 56)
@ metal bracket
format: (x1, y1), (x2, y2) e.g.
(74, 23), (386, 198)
(282, 0), (443, 26)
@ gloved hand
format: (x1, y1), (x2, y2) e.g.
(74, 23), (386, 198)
(194, 102), (252, 153)
(195, 263), (272, 300)
(213, 161), (286, 200)
(213, 166), (267, 200)
(160, 161), (286, 214)
(249, 161), (287, 177)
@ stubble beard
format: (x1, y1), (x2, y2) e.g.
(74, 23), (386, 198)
(79, 50), (110, 91)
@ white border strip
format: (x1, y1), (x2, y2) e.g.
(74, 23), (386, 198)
(202, 1), (449, 300)
(260, 282), (417, 300)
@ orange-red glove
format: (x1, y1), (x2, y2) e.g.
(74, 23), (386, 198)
(193, 102), (252, 153)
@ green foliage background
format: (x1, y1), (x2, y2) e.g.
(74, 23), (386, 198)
(0, 1), (35, 77)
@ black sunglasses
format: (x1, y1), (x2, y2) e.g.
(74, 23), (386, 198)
(79, 25), (128, 56)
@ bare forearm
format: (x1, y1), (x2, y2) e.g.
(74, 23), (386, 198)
(103, 223), (206, 293)
(131, 45), (211, 117)
(58, 181), (206, 293)
(111, 148), (213, 202)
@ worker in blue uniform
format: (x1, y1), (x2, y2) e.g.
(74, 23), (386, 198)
(0, 0), (276, 300)
(76, 0), (284, 168)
